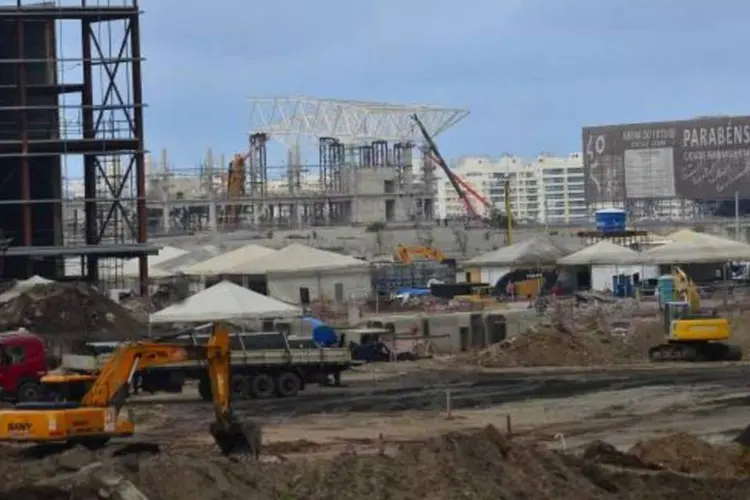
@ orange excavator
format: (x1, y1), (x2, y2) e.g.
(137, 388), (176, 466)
(393, 244), (447, 264)
(0, 323), (257, 457)
(412, 114), (514, 244)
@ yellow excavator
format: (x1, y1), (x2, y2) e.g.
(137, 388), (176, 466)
(0, 323), (257, 456)
(649, 267), (742, 362)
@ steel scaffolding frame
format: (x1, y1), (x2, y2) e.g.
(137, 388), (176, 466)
(0, 0), (151, 293)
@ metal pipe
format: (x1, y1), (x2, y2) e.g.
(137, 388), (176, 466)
(81, 19), (98, 282)
(0, 197), (141, 205)
(129, 9), (149, 296)
(0, 57), (138, 64)
(15, 18), (32, 253)
(0, 104), (145, 111)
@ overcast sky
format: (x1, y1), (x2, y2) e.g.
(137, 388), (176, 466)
(55, 0), (750, 171)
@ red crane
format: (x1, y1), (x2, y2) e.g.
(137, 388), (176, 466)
(412, 114), (513, 243)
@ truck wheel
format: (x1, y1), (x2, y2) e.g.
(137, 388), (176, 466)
(275, 372), (301, 397)
(198, 377), (212, 401)
(16, 381), (42, 403)
(232, 375), (252, 400)
(250, 374), (275, 399)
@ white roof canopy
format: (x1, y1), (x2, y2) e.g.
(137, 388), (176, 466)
(228, 243), (368, 274)
(122, 245), (187, 279)
(638, 238), (750, 263)
(467, 235), (582, 267)
(149, 280), (300, 324)
(179, 244), (276, 276)
(557, 240), (638, 266)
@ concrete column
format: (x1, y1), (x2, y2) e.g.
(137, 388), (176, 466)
(207, 201), (217, 231)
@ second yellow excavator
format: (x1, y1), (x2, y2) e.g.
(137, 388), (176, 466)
(649, 267), (742, 362)
(0, 323), (257, 456)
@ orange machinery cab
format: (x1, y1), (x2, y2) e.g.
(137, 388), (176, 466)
(664, 301), (730, 342)
(0, 402), (134, 443)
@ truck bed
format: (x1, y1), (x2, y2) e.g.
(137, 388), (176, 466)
(60, 347), (355, 373)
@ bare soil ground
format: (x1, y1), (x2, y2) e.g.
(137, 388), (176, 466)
(0, 361), (744, 499)
(6, 308), (750, 498)
(4, 424), (750, 500)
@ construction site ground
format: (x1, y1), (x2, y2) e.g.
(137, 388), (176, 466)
(7, 305), (750, 498)
(4, 361), (750, 498)
(124, 360), (750, 456)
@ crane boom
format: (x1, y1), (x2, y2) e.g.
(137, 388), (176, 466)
(412, 114), (513, 243)
(411, 114), (478, 218)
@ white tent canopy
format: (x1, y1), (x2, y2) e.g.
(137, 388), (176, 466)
(667, 229), (742, 246)
(557, 240), (638, 266)
(149, 280), (300, 324)
(466, 235), (582, 267)
(161, 245), (221, 273)
(638, 238), (750, 264)
(229, 243), (368, 274)
(180, 244), (276, 276)
(122, 245), (187, 279)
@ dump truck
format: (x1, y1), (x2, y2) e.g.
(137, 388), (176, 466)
(55, 327), (358, 401)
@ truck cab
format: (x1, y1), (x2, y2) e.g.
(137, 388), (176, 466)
(0, 331), (48, 402)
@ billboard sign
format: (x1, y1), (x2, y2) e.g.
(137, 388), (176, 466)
(583, 116), (750, 202)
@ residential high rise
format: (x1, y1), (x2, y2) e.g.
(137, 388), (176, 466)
(436, 153), (588, 224)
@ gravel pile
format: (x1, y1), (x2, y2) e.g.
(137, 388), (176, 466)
(0, 281), (144, 339)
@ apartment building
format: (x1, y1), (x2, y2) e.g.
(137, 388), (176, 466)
(436, 153), (588, 224)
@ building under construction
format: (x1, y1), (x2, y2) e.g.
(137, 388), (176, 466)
(0, 0), (155, 291)
(144, 97), (469, 234)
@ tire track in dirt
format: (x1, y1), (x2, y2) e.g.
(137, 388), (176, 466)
(145, 364), (750, 427)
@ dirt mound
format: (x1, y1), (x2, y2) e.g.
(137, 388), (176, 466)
(583, 440), (661, 470)
(121, 280), (191, 322)
(2, 427), (750, 499)
(629, 433), (750, 477)
(467, 308), (664, 367)
(469, 325), (632, 367)
(0, 282), (144, 339)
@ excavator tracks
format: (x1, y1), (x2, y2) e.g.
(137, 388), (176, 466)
(649, 342), (743, 363)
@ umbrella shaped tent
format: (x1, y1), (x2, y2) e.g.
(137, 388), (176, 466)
(149, 280), (301, 324)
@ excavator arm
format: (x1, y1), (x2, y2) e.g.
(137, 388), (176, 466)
(673, 266), (700, 313)
(28, 323), (255, 456)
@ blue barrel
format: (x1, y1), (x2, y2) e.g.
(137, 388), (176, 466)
(595, 208), (627, 232)
(302, 316), (338, 347)
(657, 274), (675, 306)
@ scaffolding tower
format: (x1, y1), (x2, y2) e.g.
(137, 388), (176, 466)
(0, 0), (156, 293)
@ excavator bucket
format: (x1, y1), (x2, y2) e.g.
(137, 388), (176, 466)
(209, 419), (261, 458)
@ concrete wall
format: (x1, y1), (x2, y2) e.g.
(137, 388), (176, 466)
(363, 309), (539, 354)
(266, 268), (372, 304)
(590, 264), (659, 291)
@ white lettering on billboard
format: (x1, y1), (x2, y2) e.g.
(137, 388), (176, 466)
(679, 124), (750, 194)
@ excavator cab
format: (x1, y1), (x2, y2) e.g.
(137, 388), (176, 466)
(662, 301), (690, 333)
